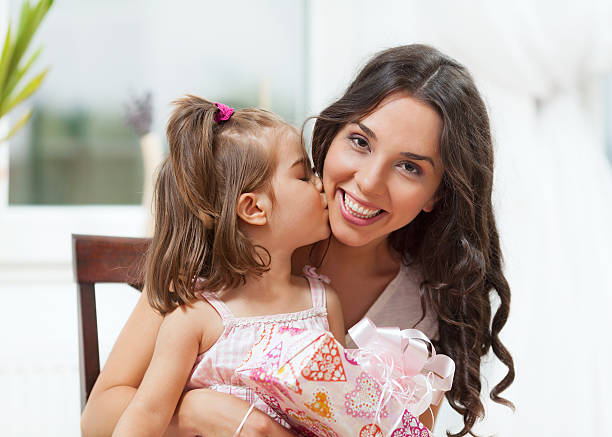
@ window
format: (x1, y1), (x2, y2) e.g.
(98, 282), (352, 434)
(7, 0), (308, 205)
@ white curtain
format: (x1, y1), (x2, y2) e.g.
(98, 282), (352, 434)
(412, 1), (612, 435)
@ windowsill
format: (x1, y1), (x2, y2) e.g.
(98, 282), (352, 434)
(0, 205), (148, 265)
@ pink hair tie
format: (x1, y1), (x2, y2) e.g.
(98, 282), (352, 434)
(214, 102), (234, 123)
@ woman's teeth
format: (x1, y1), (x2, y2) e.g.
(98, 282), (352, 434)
(343, 193), (382, 219)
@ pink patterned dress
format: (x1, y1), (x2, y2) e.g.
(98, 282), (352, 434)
(184, 266), (330, 425)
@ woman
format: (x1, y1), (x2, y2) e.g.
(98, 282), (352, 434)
(81, 44), (514, 437)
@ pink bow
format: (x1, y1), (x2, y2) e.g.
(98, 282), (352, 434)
(214, 102), (234, 123)
(348, 317), (455, 418)
(302, 265), (331, 284)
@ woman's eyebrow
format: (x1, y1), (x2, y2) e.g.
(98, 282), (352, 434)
(400, 151), (435, 168)
(352, 122), (377, 140)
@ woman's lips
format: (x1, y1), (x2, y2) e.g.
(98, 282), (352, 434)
(336, 189), (386, 226)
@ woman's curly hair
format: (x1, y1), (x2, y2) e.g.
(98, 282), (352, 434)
(311, 44), (515, 436)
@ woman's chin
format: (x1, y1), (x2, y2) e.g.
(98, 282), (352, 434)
(329, 222), (378, 248)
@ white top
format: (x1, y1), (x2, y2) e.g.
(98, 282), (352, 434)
(346, 263), (439, 348)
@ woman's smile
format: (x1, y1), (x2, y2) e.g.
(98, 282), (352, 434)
(337, 188), (386, 225)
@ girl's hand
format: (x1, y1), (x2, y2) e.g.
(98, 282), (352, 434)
(165, 388), (295, 437)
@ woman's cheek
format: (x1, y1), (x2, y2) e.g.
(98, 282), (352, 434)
(325, 148), (360, 185)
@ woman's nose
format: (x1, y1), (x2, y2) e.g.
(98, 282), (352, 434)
(354, 160), (385, 196)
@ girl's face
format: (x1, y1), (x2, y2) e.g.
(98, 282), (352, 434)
(322, 93), (444, 249)
(269, 129), (330, 250)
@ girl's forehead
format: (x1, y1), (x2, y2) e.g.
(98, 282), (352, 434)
(269, 125), (305, 157)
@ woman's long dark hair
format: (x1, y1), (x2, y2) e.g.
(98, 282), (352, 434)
(312, 45), (514, 436)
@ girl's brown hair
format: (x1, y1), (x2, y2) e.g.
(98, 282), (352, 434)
(146, 95), (290, 315)
(312, 45), (514, 436)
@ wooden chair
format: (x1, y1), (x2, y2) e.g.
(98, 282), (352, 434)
(71, 234), (150, 410)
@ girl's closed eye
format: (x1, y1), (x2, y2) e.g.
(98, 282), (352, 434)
(298, 165), (314, 182)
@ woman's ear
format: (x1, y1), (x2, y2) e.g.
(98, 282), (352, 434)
(236, 192), (269, 225)
(422, 196), (437, 213)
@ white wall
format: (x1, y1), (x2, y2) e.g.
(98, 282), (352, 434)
(0, 207), (147, 436)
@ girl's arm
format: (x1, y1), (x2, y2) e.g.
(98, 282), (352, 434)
(80, 289), (295, 437)
(325, 284), (346, 346)
(112, 304), (201, 437)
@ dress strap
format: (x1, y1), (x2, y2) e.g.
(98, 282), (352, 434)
(302, 265), (329, 309)
(200, 291), (235, 320)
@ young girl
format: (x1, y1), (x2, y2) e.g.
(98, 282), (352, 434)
(111, 96), (345, 437)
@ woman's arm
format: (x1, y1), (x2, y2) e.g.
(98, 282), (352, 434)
(112, 305), (201, 437)
(419, 401), (441, 433)
(168, 388), (296, 437)
(81, 289), (162, 437)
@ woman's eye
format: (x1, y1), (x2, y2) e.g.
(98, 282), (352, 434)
(349, 135), (370, 150)
(398, 161), (421, 175)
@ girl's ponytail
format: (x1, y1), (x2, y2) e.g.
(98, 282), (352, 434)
(146, 95), (289, 314)
(167, 96), (219, 230)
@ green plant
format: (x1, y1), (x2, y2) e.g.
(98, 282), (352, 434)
(0, 0), (53, 141)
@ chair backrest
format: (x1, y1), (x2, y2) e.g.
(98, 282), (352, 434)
(71, 234), (150, 410)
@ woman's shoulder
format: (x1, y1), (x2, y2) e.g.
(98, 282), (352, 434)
(397, 262), (423, 286)
(369, 262), (439, 340)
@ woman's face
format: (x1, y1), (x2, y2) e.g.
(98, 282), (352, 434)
(322, 93), (444, 248)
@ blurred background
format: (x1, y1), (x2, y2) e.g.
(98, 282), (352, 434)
(1, 0), (611, 436)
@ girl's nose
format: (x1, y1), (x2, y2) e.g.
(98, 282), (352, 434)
(313, 175), (328, 208)
(313, 174), (323, 192)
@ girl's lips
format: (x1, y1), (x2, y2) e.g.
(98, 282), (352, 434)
(336, 189), (386, 226)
